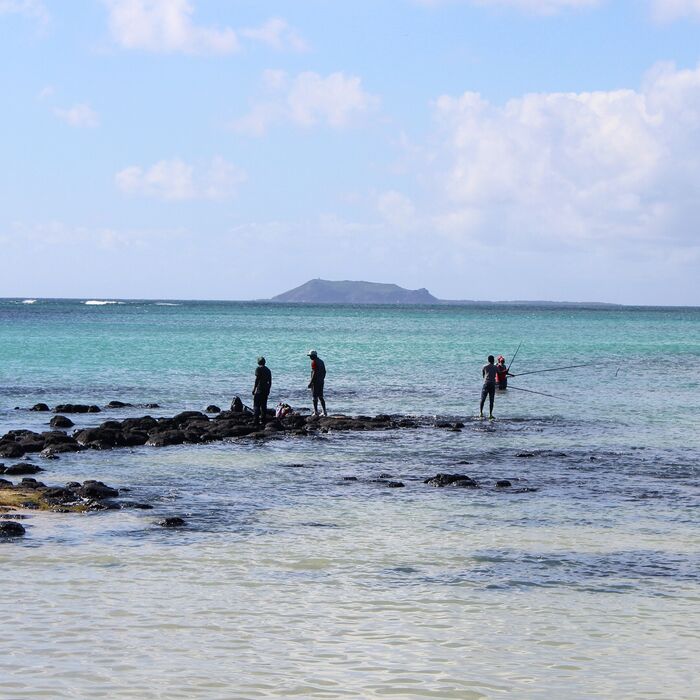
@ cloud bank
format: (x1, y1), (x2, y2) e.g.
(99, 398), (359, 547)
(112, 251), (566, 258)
(53, 103), (99, 128)
(0, 0), (48, 26)
(104, 0), (306, 54)
(115, 157), (247, 200)
(104, 0), (239, 54)
(417, 60), (700, 262)
(414, 0), (601, 14)
(651, 0), (700, 20)
(233, 70), (379, 135)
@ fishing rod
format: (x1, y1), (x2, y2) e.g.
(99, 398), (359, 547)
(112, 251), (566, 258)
(511, 363), (592, 378)
(507, 340), (522, 373)
(508, 385), (568, 401)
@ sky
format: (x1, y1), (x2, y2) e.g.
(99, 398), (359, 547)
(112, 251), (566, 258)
(1, 0), (699, 304)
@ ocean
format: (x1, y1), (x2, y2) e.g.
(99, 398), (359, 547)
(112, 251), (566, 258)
(1, 299), (698, 699)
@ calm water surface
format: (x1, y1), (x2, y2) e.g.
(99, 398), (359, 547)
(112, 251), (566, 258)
(1, 299), (698, 699)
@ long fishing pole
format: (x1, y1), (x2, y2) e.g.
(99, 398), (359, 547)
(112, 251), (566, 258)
(511, 363), (592, 378)
(508, 385), (568, 401)
(507, 340), (522, 373)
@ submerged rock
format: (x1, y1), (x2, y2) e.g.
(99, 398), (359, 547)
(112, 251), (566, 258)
(159, 516), (186, 528)
(496, 480), (512, 488)
(106, 400), (132, 408)
(54, 404), (101, 414)
(1, 463), (44, 476)
(0, 521), (25, 537)
(30, 403), (50, 412)
(424, 473), (478, 488)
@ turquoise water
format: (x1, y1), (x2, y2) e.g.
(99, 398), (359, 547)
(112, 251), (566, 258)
(1, 299), (698, 698)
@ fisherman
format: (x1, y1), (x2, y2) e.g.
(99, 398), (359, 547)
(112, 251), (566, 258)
(252, 356), (272, 426)
(496, 355), (512, 390)
(307, 349), (327, 417)
(480, 354), (498, 419)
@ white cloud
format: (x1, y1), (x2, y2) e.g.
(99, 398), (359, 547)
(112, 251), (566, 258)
(0, 0), (48, 26)
(115, 156), (246, 200)
(651, 0), (700, 20)
(414, 0), (601, 13)
(418, 60), (700, 254)
(233, 71), (379, 135)
(53, 103), (100, 128)
(104, 0), (239, 54)
(240, 17), (308, 52)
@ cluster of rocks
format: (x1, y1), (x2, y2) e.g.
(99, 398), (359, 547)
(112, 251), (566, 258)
(423, 472), (537, 492)
(0, 476), (131, 509)
(1, 407), (419, 459)
(0, 475), (190, 537)
(26, 401), (160, 413)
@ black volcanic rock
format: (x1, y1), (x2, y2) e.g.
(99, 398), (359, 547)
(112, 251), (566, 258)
(159, 517), (186, 528)
(424, 473), (478, 488)
(54, 404), (101, 414)
(2, 463), (44, 476)
(0, 521), (25, 537)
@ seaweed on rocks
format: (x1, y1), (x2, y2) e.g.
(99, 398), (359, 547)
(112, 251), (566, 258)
(0, 477), (123, 513)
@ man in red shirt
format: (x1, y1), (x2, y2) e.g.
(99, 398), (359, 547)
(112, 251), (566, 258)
(496, 355), (512, 390)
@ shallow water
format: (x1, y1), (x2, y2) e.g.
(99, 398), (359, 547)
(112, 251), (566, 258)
(1, 300), (698, 698)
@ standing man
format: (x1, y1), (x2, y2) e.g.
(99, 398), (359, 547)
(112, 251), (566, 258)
(480, 354), (498, 419)
(252, 356), (272, 426)
(307, 349), (327, 417)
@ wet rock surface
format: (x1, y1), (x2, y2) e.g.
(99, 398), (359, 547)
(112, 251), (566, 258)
(1, 408), (427, 459)
(54, 404), (101, 414)
(159, 517), (186, 528)
(0, 462), (44, 475)
(0, 521), (26, 537)
(424, 473), (478, 488)
(0, 476), (126, 514)
(50, 415), (75, 428)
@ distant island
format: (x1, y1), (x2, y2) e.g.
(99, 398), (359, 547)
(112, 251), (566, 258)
(271, 279), (439, 304)
(269, 279), (622, 307)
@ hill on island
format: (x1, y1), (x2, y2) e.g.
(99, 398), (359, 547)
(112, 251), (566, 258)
(271, 279), (439, 304)
(269, 279), (624, 307)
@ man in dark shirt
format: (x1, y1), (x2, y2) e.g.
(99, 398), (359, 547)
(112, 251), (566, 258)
(252, 356), (272, 426)
(307, 349), (327, 417)
(480, 354), (498, 419)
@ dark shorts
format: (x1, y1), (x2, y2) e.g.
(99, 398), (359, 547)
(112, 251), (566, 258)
(497, 377), (508, 390)
(311, 381), (324, 399)
(481, 383), (495, 402)
(253, 393), (269, 421)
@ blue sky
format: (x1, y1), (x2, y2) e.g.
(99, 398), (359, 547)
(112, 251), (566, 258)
(1, 0), (699, 304)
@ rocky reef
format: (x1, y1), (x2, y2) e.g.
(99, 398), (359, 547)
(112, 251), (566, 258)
(1, 406), (421, 460)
